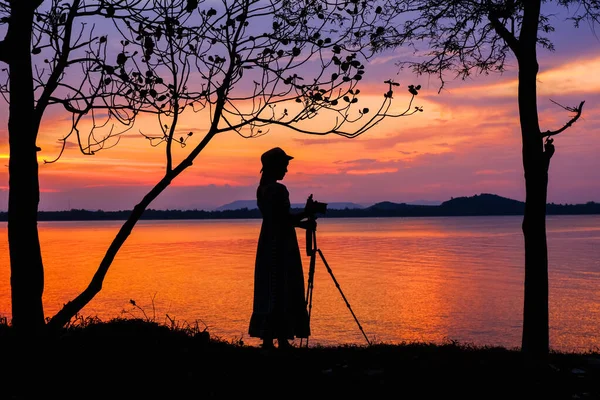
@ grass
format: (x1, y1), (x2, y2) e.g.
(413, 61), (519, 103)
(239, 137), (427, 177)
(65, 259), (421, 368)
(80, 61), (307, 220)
(2, 316), (600, 399)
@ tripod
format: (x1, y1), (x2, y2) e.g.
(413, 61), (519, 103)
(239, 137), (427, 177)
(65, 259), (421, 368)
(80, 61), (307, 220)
(301, 217), (371, 348)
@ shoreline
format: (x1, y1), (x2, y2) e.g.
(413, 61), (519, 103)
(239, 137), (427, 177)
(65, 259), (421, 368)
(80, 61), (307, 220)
(1, 209), (600, 222)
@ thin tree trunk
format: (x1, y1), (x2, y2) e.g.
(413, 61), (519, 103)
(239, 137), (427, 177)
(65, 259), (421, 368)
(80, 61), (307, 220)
(46, 174), (179, 330)
(7, 1), (46, 335)
(47, 134), (212, 329)
(47, 43), (235, 329)
(518, 0), (549, 361)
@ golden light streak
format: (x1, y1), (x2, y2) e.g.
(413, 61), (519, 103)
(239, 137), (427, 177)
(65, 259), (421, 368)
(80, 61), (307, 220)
(437, 55), (600, 99)
(346, 168), (399, 175)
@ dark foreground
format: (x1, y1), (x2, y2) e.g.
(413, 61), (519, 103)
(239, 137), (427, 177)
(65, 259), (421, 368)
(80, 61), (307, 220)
(3, 318), (600, 399)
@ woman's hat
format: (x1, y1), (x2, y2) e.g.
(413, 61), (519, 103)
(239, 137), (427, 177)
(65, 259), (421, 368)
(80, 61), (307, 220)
(260, 147), (293, 172)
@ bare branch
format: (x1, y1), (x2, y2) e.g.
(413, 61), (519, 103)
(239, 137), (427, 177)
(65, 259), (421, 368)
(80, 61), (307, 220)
(10, 0), (423, 330)
(542, 100), (585, 138)
(487, 10), (520, 57)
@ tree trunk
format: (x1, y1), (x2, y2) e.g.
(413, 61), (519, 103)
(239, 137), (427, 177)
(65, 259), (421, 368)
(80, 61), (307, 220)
(46, 175), (178, 330)
(7, 2), (46, 335)
(518, 0), (549, 361)
(47, 153), (201, 329)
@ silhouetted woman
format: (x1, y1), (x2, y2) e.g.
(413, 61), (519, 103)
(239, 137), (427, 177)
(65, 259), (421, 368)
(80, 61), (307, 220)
(248, 147), (312, 349)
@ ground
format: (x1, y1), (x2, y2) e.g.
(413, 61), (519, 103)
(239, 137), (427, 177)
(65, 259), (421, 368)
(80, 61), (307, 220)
(3, 319), (600, 399)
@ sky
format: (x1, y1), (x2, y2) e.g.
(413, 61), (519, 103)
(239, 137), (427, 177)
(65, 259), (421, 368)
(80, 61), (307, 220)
(1, 4), (600, 211)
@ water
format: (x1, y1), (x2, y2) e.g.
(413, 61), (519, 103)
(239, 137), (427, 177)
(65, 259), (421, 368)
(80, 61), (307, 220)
(1, 215), (599, 352)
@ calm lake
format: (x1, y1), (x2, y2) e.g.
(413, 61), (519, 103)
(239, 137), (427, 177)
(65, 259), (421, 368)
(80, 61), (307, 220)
(1, 215), (599, 352)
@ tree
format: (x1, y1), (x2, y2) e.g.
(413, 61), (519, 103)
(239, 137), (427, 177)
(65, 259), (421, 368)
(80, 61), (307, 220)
(378, 0), (594, 361)
(1, 0), (421, 335)
(0, 0), (146, 336)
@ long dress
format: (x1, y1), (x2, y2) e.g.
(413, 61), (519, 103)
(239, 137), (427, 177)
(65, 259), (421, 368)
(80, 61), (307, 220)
(248, 181), (310, 340)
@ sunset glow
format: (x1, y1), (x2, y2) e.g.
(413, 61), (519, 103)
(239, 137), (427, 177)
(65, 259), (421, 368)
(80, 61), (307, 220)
(1, 15), (599, 212)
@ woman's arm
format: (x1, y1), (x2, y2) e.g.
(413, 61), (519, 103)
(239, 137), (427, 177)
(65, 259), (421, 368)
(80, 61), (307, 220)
(291, 210), (317, 231)
(291, 210), (308, 227)
(296, 218), (317, 231)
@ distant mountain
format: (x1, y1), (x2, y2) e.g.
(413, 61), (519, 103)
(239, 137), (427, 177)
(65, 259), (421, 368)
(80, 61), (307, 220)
(214, 200), (257, 211)
(407, 199), (443, 206)
(362, 193), (526, 216)
(360, 201), (436, 216)
(215, 200), (364, 211)
(439, 193), (525, 215)
(2, 193), (598, 221)
(323, 193), (600, 218)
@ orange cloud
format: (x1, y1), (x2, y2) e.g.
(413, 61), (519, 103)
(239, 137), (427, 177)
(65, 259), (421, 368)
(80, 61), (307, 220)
(475, 169), (516, 176)
(346, 168), (399, 175)
(434, 55), (600, 100)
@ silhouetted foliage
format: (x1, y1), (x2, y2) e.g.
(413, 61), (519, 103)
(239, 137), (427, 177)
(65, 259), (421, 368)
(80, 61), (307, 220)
(0, 0), (422, 334)
(0, 0), (148, 335)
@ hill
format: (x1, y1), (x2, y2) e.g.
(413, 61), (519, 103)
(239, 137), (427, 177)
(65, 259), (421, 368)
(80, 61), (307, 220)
(351, 193), (600, 217)
(439, 193), (525, 215)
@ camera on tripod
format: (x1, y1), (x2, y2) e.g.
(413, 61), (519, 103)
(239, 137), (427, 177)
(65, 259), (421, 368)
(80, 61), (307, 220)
(305, 194), (327, 216)
(302, 194), (371, 348)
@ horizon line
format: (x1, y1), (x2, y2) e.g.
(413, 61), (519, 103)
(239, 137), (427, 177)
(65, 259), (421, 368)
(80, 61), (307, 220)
(1, 197), (598, 214)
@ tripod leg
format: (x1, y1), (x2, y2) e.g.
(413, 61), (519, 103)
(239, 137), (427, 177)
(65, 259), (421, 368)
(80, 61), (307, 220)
(302, 250), (317, 348)
(317, 249), (371, 346)
(301, 227), (318, 348)
(305, 251), (316, 308)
